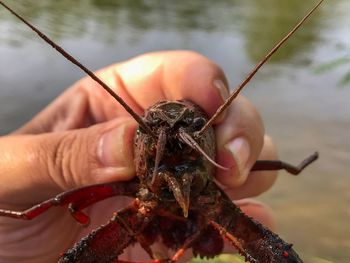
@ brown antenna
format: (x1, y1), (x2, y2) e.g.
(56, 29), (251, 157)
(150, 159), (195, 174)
(197, 0), (325, 136)
(0, 1), (155, 138)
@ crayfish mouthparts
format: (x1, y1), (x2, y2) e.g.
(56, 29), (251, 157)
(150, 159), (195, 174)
(164, 173), (192, 218)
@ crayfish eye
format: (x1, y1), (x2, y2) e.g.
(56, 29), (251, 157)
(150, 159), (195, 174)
(183, 116), (193, 124)
(193, 117), (206, 130)
(149, 112), (162, 125)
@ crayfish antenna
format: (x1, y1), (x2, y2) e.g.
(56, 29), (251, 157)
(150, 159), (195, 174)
(151, 128), (166, 186)
(0, 0), (155, 138)
(197, 0), (325, 136)
(179, 129), (229, 171)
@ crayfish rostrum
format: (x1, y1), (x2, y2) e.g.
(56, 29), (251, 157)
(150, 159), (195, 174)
(0, 0), (324, 262)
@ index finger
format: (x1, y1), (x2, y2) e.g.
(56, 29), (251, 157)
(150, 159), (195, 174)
(118, 50), (229, 117)
(79, 50), (229, 122)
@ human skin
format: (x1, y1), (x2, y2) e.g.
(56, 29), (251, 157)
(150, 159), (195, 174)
(0, 51), (277, 262)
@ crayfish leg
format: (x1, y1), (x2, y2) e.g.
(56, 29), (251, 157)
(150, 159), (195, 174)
(0, 178), (139, 224)
(171, 230), (202, 262)
(251, 152), (318, 175)
(59, 200), (150, 263)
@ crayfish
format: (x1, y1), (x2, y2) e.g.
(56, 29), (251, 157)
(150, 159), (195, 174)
(0, 0), (324, 262)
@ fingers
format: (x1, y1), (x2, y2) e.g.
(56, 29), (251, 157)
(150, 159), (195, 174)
(215, 95), (265, 187)
(116, 50), (229, 118)
(7, 50), (277, 202)
(214, 96), (278, 198)
(14, 88), (91, 134)
(76, 50), (229, 123)
(7, 50), (229, 203)
(224, 135), (278, 200)
(0, 118), (137, 206)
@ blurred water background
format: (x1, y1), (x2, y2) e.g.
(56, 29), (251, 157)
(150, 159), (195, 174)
(0, 0), (349, 262)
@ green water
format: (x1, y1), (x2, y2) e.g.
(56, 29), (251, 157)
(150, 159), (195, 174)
(0, 0), (349, 262)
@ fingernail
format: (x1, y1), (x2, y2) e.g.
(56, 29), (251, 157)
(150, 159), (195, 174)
(214, 79), (229, 102)
(225, 137), (250, 178)
(98, 122), (134, 168)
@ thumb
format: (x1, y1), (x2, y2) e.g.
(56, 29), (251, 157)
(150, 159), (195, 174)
(0, 118), (136, 206)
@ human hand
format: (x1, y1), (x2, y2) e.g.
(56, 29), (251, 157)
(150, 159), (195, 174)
(0, 51), (277, 262)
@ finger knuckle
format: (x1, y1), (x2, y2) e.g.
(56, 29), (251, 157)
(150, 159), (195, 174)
(47, 132), (78, 189)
